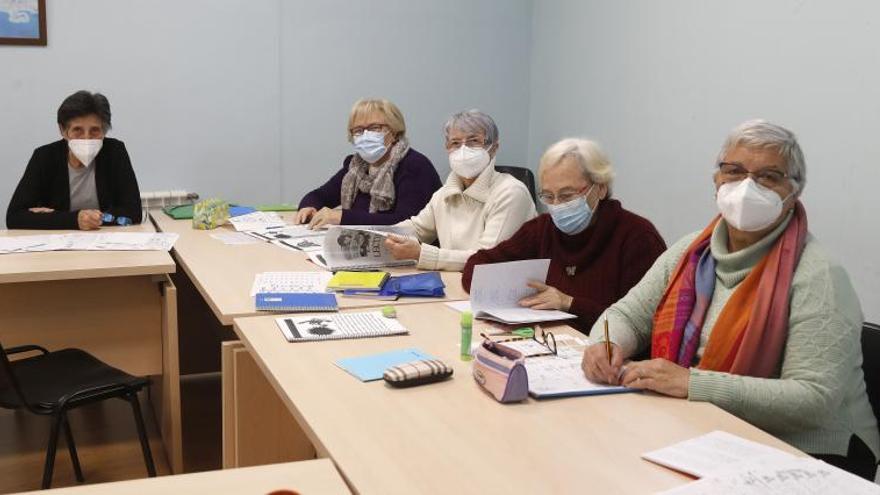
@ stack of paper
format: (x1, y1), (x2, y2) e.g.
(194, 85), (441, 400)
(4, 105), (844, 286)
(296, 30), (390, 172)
(470, 259), (576, 324)
(647, 431), (880, 495)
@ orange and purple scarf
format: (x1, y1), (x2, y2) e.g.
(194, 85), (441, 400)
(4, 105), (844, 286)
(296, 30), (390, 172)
(651, 202), (808, 377)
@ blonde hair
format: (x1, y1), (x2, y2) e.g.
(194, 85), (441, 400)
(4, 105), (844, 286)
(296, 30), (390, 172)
(347, 98), (406, 142)
(538, 138), (615, 195)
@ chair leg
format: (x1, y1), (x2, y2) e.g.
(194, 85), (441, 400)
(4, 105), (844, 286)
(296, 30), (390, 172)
(41, 414), (63, 489)
(62, 413), (85, 483)
(127, 393), (156, 477)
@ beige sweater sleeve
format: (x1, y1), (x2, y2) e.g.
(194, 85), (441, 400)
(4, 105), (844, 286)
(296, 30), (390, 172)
(418, 181), (536, 272)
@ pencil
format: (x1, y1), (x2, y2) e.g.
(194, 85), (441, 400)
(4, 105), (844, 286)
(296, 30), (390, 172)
(603, 312), (612, 365)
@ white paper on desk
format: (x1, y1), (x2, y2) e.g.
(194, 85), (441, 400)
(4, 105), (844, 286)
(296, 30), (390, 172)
(469, 259), (576, 324)
(69, 233), (179, 251)
(228, 211), (286, 232)
(655, 456), (880, 495)
(0, 235), (65, 254)
(271, 235), (324, 253)
(251, 271), (334, 297)
(245, 224), (322, 241)
(307, 251), (331, 270)
(523, 345), (632, 398)
(642, 430), (795, 479)
(445, 300), (472, 313)
(210, 232), (260, 245)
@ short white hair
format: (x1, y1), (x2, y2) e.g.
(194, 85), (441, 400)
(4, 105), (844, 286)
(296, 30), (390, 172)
(443, 109), (499, 147)
(717, 119), (806, 192)
(538, 138), (615, 195)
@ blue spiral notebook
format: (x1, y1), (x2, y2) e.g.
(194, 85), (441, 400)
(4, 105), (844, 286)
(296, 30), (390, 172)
(255, 292), (338, 312)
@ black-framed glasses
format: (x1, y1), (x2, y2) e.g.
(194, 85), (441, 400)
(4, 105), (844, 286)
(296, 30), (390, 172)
(717, 162), (790, 188)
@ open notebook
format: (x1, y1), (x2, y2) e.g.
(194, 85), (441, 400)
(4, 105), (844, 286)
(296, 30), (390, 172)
(470, 259), (576, 324)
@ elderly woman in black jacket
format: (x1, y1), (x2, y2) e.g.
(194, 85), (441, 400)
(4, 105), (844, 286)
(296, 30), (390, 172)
(7, 90), (142, 230)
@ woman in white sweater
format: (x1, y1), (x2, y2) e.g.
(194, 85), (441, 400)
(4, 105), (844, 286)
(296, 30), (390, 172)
(385, 110), (536, 271)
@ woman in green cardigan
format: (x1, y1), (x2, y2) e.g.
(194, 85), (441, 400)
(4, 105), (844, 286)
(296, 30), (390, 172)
(582, 119), (879, 480)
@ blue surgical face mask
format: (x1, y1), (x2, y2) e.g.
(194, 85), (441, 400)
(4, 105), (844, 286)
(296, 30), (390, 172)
(547, 186), (595, 235)
(353, 130), (388, 164)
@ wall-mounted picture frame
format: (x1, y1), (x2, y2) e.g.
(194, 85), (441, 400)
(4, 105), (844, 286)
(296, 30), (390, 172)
(0, 0), (47, 46)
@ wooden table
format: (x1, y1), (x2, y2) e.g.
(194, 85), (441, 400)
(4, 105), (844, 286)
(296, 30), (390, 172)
(26, 459), (349, 494)
(0, 223), (182, 474)
(227, 303), (803, 495)
(152, 212), (468, 326)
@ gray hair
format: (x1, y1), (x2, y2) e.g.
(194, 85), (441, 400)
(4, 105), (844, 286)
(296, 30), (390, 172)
(538, 137), (615, 197)
(717, 119), (806, 193)
(443, 109), (499, 148)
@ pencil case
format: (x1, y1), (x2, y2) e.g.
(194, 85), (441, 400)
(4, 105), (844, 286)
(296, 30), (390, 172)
(383, 359), (453, 387)
(472, 340), (529, 403)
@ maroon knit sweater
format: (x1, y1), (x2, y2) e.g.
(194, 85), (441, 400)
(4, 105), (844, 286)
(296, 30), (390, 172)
(462, 199), (667, 333)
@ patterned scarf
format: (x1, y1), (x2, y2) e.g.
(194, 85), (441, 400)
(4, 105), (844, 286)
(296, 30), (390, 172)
(651, 201), (808, 377)
(340, 137), (410, 213)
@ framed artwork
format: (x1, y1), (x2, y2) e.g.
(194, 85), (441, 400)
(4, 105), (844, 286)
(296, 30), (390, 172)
(0, 0), (47, 46)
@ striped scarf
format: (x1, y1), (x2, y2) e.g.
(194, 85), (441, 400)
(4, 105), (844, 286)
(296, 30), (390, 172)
(651, 202), (808, 377)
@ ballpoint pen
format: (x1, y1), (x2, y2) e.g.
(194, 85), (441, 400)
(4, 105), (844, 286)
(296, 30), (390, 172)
(604, 311), (612, 365)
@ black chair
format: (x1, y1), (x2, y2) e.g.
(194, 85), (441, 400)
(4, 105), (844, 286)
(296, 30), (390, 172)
(0, 342), (156, 489)
(862, 322), (880, 431)
(495, 165), (537, 204)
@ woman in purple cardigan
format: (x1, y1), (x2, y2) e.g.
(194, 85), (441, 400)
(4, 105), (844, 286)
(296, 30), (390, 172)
(295, 98), (442, 227)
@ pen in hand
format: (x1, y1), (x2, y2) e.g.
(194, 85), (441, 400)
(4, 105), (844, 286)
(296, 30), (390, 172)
(603, 311), (612, 365)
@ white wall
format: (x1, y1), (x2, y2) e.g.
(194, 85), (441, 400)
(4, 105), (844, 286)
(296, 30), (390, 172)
(528, 0), (880, 322)
(0, 0), (533, 219)
(279, 0), (533, 201)
(0, 0), (282, 209)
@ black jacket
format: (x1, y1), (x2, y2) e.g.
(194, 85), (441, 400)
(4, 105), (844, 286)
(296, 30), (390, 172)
(6, 138), (143, 229)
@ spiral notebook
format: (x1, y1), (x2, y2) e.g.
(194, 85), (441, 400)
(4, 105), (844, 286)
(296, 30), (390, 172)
(276, 311), (408, 342)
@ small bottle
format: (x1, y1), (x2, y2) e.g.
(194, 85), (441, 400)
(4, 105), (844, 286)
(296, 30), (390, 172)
(101, 212), (115, 224)
(460, 310), (473, 361)
(116, 216), (133, 226)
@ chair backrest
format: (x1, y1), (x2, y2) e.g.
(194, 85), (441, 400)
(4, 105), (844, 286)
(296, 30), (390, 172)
(862, 322), (880, 425)
(495, 165), (537, 204)
(0, 341), (33, 411)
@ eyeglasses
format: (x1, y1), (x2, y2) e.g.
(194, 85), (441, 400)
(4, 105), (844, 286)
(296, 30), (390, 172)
(490, 327), (558, 358)
(537, 186), (589, 205)
(717, 162), (790, 188)
(445, 136), (486, 150)
(350, 123), (389, 137)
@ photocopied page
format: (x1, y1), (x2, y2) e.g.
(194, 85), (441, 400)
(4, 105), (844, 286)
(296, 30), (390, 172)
(227, 211), (286, 232)
(656, 456), (880, 495)
(641, 430), (795, 478)
(524, 344), (633, 398)
(0, 233), (179, 253)
(470, 259), (576, 324)
(321, 225), (417, 271)
(275, 311), (408, 342)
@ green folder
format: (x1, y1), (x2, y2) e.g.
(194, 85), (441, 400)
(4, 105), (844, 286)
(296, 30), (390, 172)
(163, 204), (195, 219)
(255, 203), (298, 212)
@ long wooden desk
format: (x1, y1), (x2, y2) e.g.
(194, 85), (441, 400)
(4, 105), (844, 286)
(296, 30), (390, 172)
(29, 459), (349, 494)
(0, 224), (182, 474)
(151, 212), (468, 326)
(227, 303), (802, 495)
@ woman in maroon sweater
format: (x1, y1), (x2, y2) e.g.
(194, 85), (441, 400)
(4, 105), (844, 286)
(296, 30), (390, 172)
(462, 138), (666, 333)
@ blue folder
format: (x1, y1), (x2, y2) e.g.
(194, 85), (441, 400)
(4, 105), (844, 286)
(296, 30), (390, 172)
(335, 348), (435, 381)
(342, 272), (445, 299)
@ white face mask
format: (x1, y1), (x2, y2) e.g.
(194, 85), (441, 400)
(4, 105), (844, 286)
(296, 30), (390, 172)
(716, 178), (790, 232)
(68, 139), (103, 166)
(449, 145), (491, 179)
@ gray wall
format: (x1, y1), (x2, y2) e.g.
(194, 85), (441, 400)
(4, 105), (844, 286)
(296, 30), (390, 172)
(279, 0), (532, 200)
(0, 0), (532, 216)
(0, 0), (282, 208)
(528, 0), (880, 323)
